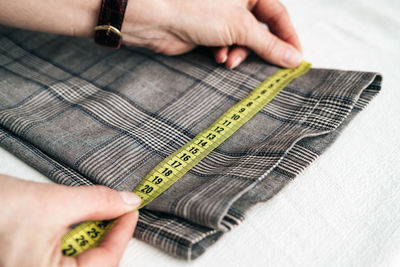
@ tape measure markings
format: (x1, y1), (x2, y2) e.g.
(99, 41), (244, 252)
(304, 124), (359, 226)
(61, 61), (311, 257)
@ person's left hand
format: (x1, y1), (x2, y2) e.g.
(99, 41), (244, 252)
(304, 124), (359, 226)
(0, 174), (141, 267)
(122, 0), (302, 68)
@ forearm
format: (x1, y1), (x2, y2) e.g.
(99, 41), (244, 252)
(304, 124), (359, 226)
(0, 0), (101, 37)
(0, 0), (302, 69)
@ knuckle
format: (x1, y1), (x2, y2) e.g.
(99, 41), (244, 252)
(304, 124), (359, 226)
(283, 30), (298, 42)
(94, 185), (111, 195)
(242, 15), (256, 32)
(239, 0), (257, 9)
(275, 1), (288, 15)
(234, 13), (256, 44)
(263, 37), (279, 57)
(280, 3), (288, 14)
(268, 4), (287, 26)
(84, 186), (116, 217)
(247, 0), (258, 9)
(93, 186), (115, 206)
(96, 186), (115, 202)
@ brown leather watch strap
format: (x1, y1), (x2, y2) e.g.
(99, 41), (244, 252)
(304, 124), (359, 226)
(94, 0), (128, 49)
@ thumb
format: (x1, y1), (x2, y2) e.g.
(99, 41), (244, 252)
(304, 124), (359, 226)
(238, 15), (302, 68)
(46, 185), (141, 225)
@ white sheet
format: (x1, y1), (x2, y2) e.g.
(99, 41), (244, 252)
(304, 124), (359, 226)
(1, 0), (399, 266)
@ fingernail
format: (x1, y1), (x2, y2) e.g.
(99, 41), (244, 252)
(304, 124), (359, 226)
(220, 54), (227, 64)
(229, 56), (243, 69)
(283, 48), (302, 67)
(119, 191), (142, 207)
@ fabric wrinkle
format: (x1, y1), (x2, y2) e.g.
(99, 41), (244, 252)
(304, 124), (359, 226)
(0, 26), (382, 260)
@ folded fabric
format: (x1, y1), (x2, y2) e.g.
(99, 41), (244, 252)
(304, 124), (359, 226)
(0, 26), (381, 260)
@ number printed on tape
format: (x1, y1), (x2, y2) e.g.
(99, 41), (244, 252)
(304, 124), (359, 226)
(60, 61), (311, 257)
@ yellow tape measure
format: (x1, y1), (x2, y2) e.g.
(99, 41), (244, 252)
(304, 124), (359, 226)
(61, 61), (311, 257)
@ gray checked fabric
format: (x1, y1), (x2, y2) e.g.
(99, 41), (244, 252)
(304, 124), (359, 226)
(0, 26), (381, 260)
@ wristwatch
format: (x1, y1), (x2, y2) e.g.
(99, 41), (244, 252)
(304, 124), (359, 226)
(94, 0), (129, 49)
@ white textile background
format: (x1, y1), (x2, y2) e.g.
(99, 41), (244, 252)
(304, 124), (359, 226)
(1, 0), (399, 266)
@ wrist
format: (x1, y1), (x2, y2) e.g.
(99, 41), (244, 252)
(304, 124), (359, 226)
(70, 0), (102, 37)
(120, 0), (174, 46)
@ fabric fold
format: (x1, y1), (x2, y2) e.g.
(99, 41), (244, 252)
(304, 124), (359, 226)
(0, 26), (381, 260)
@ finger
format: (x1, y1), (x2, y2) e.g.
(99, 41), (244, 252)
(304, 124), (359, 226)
(239, 15), (302, 68)
(44, 184), (141, 225)
(213, 46), (229, 64)
(225, 46), (251, 69)
(74, 211), (138, 267)
(253, 0), (302, 51)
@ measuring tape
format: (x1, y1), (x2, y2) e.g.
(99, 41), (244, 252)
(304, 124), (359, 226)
(61, 61), (311, 257)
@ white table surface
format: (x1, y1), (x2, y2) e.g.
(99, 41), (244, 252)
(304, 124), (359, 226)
(1, 0), (399, 266)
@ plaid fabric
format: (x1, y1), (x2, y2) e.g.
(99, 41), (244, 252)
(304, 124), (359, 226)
(0, 26), (381, 260)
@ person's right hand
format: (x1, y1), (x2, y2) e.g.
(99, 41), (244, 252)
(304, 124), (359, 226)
(122, 0), (302, 69)
(0, 174), (141, 267)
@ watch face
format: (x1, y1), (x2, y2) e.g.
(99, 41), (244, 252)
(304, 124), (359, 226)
(94, 27), (122, 49)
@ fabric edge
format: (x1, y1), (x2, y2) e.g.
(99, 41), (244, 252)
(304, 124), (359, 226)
(216, 72), (382, 230)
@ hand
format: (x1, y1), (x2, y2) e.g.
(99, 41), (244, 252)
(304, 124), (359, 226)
(122, 0), (302, 68)
(0, 174), (141, 267)
(0, 0), (301, 69)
